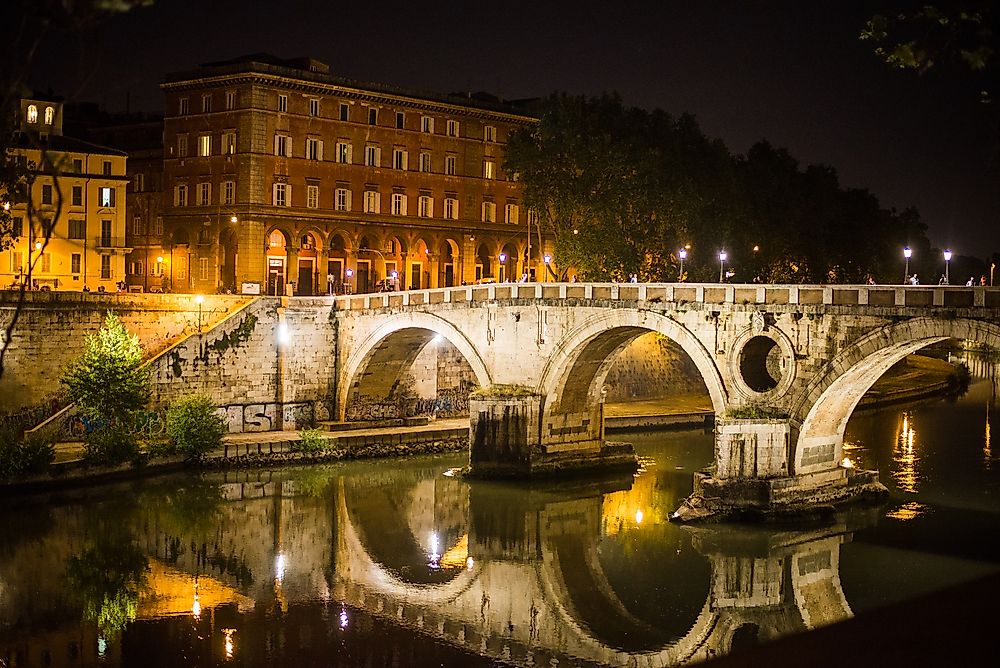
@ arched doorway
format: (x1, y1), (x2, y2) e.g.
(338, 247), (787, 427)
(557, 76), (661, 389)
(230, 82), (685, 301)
(439, 239), (460, 287)
(328, 232), (349, 295)
(476, 243), (494, 283)
(500, 242), (519, 282)
(265, 229), (289, 296)
(297, 231), (320, 295)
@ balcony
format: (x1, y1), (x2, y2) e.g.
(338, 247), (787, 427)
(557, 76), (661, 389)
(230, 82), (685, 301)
(94, 236), (132, 253)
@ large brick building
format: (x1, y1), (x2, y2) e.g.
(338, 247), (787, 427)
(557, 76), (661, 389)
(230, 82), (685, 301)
(157, 54), (543, 295)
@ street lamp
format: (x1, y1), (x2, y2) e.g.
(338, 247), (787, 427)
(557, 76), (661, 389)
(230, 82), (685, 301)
(903, 247), (912, 284)
(719, 250), (727, 283)
(678, 248), (687, 282)
(943, 249), (952, 285)
(543, 253), (552, 280)
(195, 294), (204, 332)
(345, 268), (354, 294)
(498, 252), (507, 282)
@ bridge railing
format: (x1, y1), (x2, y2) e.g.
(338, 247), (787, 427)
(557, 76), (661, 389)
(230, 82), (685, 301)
(327, 283), (1000, 311)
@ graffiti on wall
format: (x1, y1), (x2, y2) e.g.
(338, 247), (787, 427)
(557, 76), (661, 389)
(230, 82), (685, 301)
(346, 384), (473, 421)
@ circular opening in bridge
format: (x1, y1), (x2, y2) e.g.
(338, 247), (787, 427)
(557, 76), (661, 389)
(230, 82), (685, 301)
(739, 336), (782, 393)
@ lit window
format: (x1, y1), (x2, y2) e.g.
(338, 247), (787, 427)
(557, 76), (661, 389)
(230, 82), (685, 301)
(444, 197), (458, 220)
(392, 148), (407, 170)
(99, 187), (115, 207)
(363, 190), (380, 214)
(198, 135), (211, 157)
(421, 116), (434, 133)
(484, 125), (496, 142)
(482, 201), (495, 223)
(447, 120), (459, 137)
(445, 155), (456, 176)
(269, 230), (285, 247)
(418, 195), (433, 218)
(391, 193), (407, 216)
(336, 142), (352, 163)
(484, 160), (496, 180)
(278, 94), (288, 112)
(26, 105), (38, 123)
(273, 183), (288, 207)
(335, 188), (351, 211)
(306, 185), (319, 209)
(44, 107), (54, 124)
(505, 203), (519, 224)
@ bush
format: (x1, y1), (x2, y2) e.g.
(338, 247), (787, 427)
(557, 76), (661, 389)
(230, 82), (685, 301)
(165, 395), (227, 461)
(295, 428), (328, 454)
(0, 426), (56, 479)
(83, 425), (140, 467)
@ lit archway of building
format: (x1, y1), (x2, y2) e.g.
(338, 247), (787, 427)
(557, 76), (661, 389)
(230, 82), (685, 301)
(409, 238), (431, 290)
(218, 227), (238, 292)
(355, 235), (375, 293)
(382, 235), (405, 290)
(296, 229), (322, 296)
(327, 231), (350, 294)
(500, 241), (519, 282)
(476, 243), (495, 282)
(439, 238), (460, 287)
(265, 228), (290, 296)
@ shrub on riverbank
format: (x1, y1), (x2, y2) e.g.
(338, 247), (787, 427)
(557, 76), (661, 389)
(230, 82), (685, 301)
(294, 428), (328, 453)
(0, 426), (55, 479)
(84, 425), (141, 466)
(165, 395), (227, 461)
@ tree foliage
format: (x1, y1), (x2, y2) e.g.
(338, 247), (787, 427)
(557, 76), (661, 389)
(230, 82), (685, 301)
(61, 311), (150, 424)
(505, 94), (930, 283)
(164, 394), (227, 460)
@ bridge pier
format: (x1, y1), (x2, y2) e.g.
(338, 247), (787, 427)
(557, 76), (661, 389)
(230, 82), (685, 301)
(672, 417), (886, 522)
(468, 391), (637, 478)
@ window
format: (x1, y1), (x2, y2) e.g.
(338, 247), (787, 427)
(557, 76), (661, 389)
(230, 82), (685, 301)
(336, 142), (352, 164)
(391, 193), (407, 216)
(225, 90), (237, 110)
(273, 183), (288, 207)
(309, 98), (320, 116)
(9, 250), (23, 273)
(132, 173), (144, 192)
(484, 160), (496, 180)
(363, 190), (380, 214)
(98, 187), (115, 207)
(199, 257), (210, 280)
(44, 106), (54, 124)
(202, 94), (212, 113)
(132, 215), (144, 235)
(505, 203), (519, 224)
(306, 184), (319, 209)
(26, 105), (37, 123)
(418, 152), (431, 173)
(175, 184), (188, 207)
(277, 94), (288, 112)
(41, 184), (52, 205)
(222, 131), (236, 155)
(274, 134), (290, 157)
(527, 208), (539, 226)
(72, 185), (83, 205)
(484, 125), (497, 142)
(41, 253), (51, 273)
(444, 197), (458, 220)
(445, 155), (457, 176)
(222, 180), (235, 205)
(198, 135), (211, 157)
(11, 217), (22, 238)
(100, 255), (111, 279)
(179, 97), (189, 115)
(198, 182), (211, 206)
(368, 108), (378, 125)
(306, 137), (323, 161)
(447, 119), (459, 137)
(73, 159), (83, 173)
(395, 111), (405, 129)
(154, 217), (163, 236)
(101, 220), (112, 246)
(69, 219), (86, 239)
(364, 144), (381, 167)
(421, 116), (434, 133)
(418, 195), (433, 218)
(339, 103), (349, 121)
(335, 187), (351, 211)
(392, 148), (408, 170)
(482, 201), (496, 223)
(177, 135), (188, 157)
(71, 254), (81, 274)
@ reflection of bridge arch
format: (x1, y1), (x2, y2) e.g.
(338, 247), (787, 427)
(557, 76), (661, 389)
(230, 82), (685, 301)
(793, 318), (1000, 474)
(537, 310), (726, 421)
(338, 311), (492, 420)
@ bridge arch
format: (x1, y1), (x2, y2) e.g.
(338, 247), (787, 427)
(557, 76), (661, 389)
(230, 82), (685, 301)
(538, 310), (728, 417)
(338, 311), (492, 421)
(792, 317), (1000, 474)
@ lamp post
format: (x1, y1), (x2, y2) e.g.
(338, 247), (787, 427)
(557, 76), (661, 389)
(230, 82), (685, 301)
(903, 247), (912, 285)
(719, 250), (727, 283)
(943, 249), (952, 285)
(195, 294), (204, 332)
(678, 248), (687, 282)
(543, 253), (552, 280)
(345, 268), (354, 295)
(498, 252), (507, 282)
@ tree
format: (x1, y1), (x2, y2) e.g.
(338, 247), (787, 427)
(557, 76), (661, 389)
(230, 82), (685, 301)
(61, 311), (150, 425)
(165, 394), (227, 461)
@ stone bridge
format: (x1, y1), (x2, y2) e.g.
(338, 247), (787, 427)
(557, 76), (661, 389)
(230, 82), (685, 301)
(329, 282), (1000, 516)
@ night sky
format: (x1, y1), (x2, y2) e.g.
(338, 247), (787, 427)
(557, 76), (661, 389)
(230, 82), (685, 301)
(30, 0), (1000, 258)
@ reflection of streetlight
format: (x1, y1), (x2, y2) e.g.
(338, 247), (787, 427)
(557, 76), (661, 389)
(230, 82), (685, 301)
(195, 294), (204, 332)
(943, 249), (952, 284)
(678, 248), (687, 282)
(719, 250), (727, 283)
(903, 247), (912, 285)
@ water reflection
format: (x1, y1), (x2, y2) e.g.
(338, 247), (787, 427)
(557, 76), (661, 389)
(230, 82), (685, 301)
(893, 411), (921, 494)
(0, 459), (878, 667)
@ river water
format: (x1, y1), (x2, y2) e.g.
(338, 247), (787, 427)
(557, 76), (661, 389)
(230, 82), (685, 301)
(1, 361), (998, 666)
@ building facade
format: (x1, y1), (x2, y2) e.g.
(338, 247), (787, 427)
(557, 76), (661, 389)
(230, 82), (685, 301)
(2, 98), (129, 292)
(159, 55), (544, 295)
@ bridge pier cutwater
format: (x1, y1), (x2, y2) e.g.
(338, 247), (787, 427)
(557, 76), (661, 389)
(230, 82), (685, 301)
(114, 283), (999, 518)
